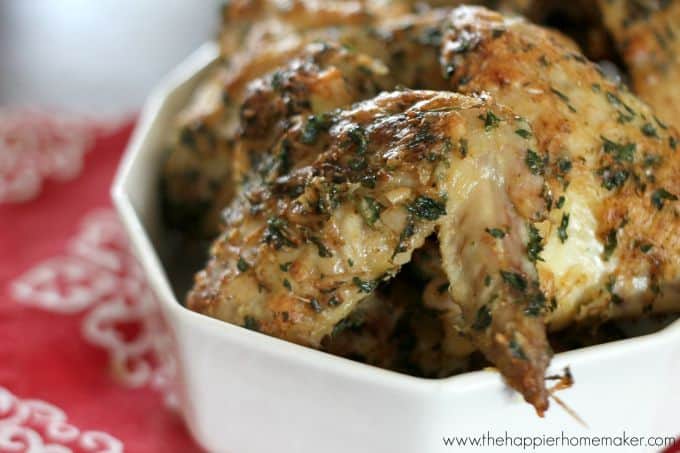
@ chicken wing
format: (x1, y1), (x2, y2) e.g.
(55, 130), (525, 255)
(162, 43), (391, 236)
(597, 0), (680, 127)
(187, 90), (553, 410)
(170, 3), (680, 417)
(162, 2), (451, 236)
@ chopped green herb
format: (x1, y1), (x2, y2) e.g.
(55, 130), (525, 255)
(670, 136), (677, 150)
(347, 258), (354, 267)
(605, 276), (623, 305)
(301, 114), (331, 144)
(524, 290), (546, 317)
(408, 196), (446, 220)
(484, 275), (492, 287)
(331, 317), (362, 336)
(603, 229), (618, 261)
(550, 88), (576, 112)
(472, 305), (492, 330)
(360, 173), (377, 188)
(556, 196), (566, 209)
(557, 213), (569, 243)
(359, 197), (382, 225)
(527, 224), (544, 263)
(480, 111), (501, 130)
(606, 92), (635, 117)
(459, 138), (468, 158)
(271, 71), (284, 90)
(591, 83), (601, 92)
(353, 276), (378, 293)
(485, 227), (506, 239)
(525, 149), (545, 175)
(550, 87), (569, 101)
(279, 262), (292, 272)
(654, 116), (668, 130)
(500, 271), (527, 292)
(601, 136), (636, 162)
(640, 243), (653, 253)
(310, 236), (333, 257)
(651, 188), (677, 209)
(557, 157), (572, 174)
(509, 337), (527, 360)
(243, 316), (260, 331)
(237, 256), (250, 272)
(598, 166), (629, 190)
(393, 217), (415, 255)
(309, 298), (322, 313)
(347, 125), (368, 154)
(641, 123), (659, 138)
(283, 278), (292, 290)
(277, 140), (292, 174)
(263, 217), (295, 249)
(515, 129), (532, 139)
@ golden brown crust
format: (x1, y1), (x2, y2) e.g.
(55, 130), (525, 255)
(187, 88), (554, 412)
(167, 3), (680, 416)
(444, 6), (680, 329)
(598, 0), (680, 128)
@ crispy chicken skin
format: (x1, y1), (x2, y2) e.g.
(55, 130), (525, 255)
(169, 2), (680, 415)
(163, 43), (391, 236)
(187, 90), (553, 411)
(444, 6), (680, 329)
(163, 2), (450, 236)
(597, 0), (680, 127)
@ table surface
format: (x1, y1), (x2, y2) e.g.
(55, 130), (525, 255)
(0, 0), (218, 116)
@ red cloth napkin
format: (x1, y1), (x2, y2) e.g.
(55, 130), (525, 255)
(0, 112), (202, 452)
(0, 110), (678, 453)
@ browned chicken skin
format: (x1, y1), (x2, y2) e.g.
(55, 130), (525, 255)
(597, 0), (680, 127)
(163, 2), (680, 415)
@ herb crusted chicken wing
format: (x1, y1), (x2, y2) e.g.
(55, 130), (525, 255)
(597, 0), (680, 128)
(444, 6), (680, 330)
(187, 90), (553, 410)
(167, 2), (680, 417)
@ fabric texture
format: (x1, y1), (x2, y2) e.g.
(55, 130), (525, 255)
(0, 114), (202, 452)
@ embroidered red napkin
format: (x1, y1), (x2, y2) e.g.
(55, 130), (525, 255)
(0, 111), (202, 452)
(0, 110), (678, 453)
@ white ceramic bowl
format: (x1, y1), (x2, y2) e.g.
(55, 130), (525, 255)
(112, 43), (680, 453)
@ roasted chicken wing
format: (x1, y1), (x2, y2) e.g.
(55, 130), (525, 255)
(165, 2), (680, 416)
(597, 0), (680, 127)
(187, 90), (555, 410)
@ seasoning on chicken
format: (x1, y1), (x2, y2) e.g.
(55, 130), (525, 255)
(441, 5), (680, 409)
(165, 1), (680, 417)
(187, 90), (553, 410)
(597, 0), (680, 128)
(163, 43), (391, 237)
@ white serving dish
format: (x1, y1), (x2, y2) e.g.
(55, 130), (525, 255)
(112, 42), (680, 453)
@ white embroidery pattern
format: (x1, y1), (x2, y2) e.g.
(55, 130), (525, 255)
(0, 386), (123, 453)
(10, 209), (178, 408)
(0, 108), (118, 204)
